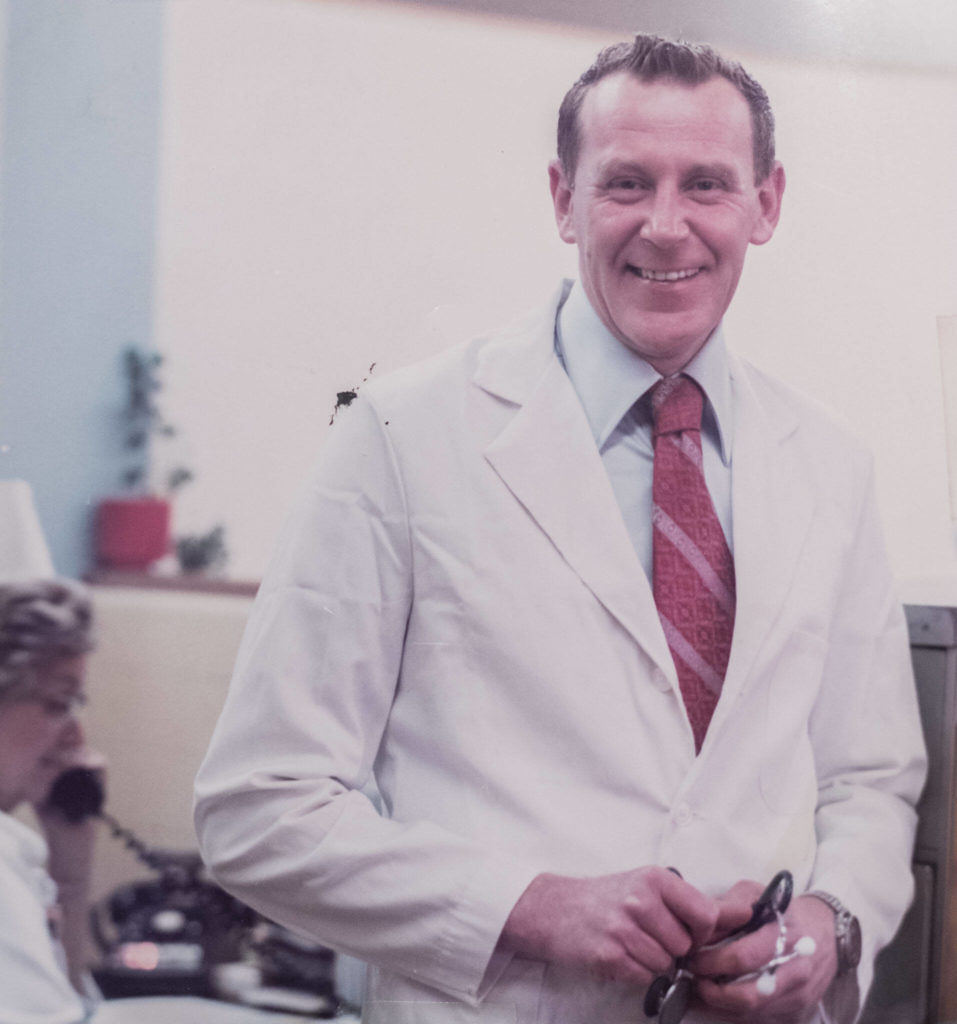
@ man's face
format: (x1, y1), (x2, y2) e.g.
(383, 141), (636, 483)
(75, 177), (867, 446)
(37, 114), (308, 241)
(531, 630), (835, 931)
(550, 73), (785, 375)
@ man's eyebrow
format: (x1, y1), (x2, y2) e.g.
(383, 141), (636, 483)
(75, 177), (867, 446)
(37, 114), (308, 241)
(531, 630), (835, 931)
(685, 162), (742, 185)
(596, 159), (650, 178)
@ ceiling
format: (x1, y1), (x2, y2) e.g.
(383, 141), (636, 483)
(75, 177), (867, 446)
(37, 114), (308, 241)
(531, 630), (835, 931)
(388, 0), (957, 72)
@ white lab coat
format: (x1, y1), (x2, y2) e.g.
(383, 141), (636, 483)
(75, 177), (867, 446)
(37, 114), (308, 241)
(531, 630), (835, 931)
(194, 285), (926, 1024)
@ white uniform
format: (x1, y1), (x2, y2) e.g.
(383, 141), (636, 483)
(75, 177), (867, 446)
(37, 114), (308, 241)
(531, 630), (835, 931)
(195, 286), (926, 1023)
(0, 811), (94, 1024)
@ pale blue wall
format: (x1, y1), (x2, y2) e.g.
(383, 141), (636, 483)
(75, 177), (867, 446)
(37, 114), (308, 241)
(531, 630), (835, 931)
(0, 0), (163, 577)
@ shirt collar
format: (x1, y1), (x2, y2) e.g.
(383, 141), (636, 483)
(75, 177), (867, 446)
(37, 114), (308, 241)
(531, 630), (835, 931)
(0, 808), (49, 865)
(556, 280), (733, 464)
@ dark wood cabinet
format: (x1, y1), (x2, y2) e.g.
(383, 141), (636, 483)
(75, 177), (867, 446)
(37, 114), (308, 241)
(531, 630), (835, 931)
(862, 606), (957, 1024)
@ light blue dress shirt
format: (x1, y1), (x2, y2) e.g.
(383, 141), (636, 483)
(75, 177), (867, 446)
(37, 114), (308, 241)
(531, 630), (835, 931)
(555, 281), (734, 580)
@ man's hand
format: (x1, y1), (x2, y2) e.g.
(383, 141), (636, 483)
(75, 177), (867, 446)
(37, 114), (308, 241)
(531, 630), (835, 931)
(497, 866), (719, 985)
(690, 883), (839, 1024)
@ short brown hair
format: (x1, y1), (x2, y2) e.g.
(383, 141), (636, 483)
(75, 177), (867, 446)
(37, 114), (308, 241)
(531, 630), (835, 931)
(557, 34), (775, 185)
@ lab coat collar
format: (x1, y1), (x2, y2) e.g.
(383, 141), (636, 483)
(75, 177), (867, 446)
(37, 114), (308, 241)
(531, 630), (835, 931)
(473, 284), (815, 723)
(710, 353), (814, 729)
(476, 281), (675, 681)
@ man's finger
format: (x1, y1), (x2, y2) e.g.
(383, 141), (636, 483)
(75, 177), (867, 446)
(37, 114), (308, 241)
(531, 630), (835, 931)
(695, 957), (808, 1018)
(691, 919), (780, 979)
(706, 880), (765, 945)
(656, 870), (721, 947)
(616, 927), (675, 976)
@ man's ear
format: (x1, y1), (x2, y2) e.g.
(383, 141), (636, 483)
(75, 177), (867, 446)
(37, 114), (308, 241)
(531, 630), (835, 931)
(750, 161), (786, 245)
(549, 158), (577, 244)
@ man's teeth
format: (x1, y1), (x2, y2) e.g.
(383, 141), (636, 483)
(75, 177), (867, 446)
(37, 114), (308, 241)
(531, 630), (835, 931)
(634, 267), (700, 281)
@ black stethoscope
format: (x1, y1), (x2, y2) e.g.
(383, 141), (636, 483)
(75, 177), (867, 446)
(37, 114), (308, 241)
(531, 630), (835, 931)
(643, 869), (794, 1024)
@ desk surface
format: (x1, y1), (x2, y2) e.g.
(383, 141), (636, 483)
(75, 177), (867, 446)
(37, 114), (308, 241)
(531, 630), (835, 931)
(95, 997), (360, 1023)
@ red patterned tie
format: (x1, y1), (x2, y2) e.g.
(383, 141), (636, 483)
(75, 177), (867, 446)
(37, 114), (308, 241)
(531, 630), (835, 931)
(650, 375), (735, 751)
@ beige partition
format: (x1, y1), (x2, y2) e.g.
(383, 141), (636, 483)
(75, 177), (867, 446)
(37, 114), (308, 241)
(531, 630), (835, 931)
(82, 585), (253, 905)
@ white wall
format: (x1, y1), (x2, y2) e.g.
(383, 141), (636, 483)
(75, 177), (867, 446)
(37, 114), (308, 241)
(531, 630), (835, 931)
(154, 0), (957, 596)
(728, 57), (957, 598)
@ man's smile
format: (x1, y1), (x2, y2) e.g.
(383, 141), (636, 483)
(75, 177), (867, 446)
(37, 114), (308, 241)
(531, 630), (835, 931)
(627, 265), (703, 282)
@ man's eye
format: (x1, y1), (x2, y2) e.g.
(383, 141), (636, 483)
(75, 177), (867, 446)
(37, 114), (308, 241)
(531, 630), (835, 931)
(691, 179), (722, 192)
(607, 179), (647, 197)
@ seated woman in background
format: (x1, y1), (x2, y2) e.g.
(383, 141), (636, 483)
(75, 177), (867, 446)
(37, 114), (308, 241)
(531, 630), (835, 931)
(0, 578), (103, 1024)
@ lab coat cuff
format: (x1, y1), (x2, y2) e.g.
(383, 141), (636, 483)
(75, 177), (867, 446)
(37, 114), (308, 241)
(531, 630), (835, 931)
(432, 855), (542, 1006)
(815, 963), (859, 1024)
(806, 864), (891, 1015)
(804, 867), (874, 1023)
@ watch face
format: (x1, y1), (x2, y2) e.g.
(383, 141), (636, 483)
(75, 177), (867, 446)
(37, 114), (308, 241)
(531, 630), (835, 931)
(846, 915), (863, 969)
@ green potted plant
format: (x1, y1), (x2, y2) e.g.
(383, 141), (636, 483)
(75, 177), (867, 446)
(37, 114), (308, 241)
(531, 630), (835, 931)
(95, 348), (193, 570)
(176, 524), (228, 575)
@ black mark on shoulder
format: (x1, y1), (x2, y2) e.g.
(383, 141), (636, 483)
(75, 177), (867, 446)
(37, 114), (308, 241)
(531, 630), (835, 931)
(329, 362), (377, 425)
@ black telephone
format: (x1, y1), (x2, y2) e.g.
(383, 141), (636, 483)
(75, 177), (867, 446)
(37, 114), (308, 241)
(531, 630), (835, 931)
(48, 767), (339, 1013)
(48, 767), (256, 996)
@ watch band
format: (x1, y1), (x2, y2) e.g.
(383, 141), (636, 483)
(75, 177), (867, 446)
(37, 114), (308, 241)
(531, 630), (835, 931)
(806, 890), (862, 974)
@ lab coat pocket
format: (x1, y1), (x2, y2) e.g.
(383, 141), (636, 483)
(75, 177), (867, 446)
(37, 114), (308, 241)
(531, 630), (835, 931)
(364, 957), (545, 1023)
(533, 964), (644, 1024)
(483, 955), (547, 1023)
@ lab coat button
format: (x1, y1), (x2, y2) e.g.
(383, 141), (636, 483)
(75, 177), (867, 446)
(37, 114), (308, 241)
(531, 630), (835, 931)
(651, 668), (669, 691)
(674, 803), (693, 826)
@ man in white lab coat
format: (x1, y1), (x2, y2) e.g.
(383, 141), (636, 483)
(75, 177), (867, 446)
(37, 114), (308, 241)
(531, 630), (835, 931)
(195, 35), (926, 1024)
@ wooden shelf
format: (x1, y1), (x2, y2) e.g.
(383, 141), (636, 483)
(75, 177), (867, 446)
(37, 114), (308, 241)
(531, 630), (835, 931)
(84, 569), (259, 598)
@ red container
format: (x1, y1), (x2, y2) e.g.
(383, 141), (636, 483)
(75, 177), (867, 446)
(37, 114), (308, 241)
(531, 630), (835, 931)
(96, 497), (171, 569)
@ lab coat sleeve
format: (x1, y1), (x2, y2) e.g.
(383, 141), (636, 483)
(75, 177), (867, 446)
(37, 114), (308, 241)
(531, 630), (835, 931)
(807, 456), (927, 1022)
(193, 394), (540, 1005)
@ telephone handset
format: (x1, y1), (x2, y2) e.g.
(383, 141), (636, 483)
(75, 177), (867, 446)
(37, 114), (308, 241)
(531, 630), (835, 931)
(47, 765), (106, 822)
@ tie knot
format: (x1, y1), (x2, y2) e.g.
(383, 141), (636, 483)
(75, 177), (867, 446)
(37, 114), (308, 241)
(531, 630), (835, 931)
(650, 375), (704, 437)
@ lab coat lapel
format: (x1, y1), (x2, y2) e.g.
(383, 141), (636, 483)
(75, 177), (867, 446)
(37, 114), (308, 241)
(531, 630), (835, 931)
(717, 357), (816, 711)
(475, 307), (675, 679)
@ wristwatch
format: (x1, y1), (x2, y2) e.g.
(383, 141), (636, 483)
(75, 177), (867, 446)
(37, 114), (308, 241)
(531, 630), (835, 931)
(807, 890), (862, 974)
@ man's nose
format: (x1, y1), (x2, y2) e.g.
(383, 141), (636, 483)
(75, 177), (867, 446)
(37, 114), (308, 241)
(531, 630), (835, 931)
(639, 188), (689, 245)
